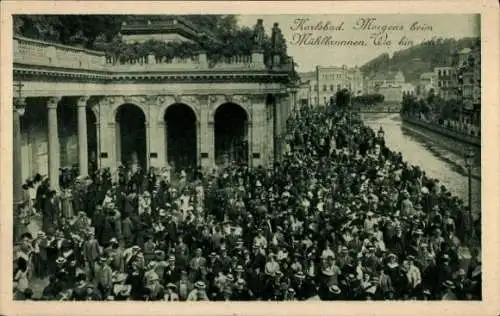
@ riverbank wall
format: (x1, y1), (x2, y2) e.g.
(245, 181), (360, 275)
(401, 116), (480, 148)
(400, 116), (481, 180)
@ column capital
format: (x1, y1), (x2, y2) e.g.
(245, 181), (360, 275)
(77, 96), (90, 107)
(47, 97), (61, 109)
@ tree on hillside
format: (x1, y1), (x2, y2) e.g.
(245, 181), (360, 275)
(360, 37), (480, 82)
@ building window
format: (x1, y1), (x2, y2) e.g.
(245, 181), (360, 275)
(337, 84), (341, 91)
(323, 85), (327, 91)
(330, 84), (334, 91)
(314, 84), (318, 91)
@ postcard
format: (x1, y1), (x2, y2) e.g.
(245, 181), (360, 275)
(1, 1), (499, 316)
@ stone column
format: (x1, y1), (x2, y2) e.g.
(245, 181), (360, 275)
(251, 99), (266, 167)
(145, 121), (151, 170)
(13, 98), (25, 206)
(199, 103), (213, 170)
(149, 121), (166, 169)
(47, 97), (61, 191)
(95, 122), (101, 169)
(77, 96), (89, 176)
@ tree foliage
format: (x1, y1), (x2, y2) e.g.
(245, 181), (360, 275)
(13, 14), (296, 70)
(352, 93), (385, 106)
(335, 88), (352, 108)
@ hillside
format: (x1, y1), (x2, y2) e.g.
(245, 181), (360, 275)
(360, 37), (480, 83)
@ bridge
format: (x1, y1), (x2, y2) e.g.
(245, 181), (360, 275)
(351, 106), (401, 114)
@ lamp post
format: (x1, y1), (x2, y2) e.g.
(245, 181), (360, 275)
(377, 127), (385, 139)
(464, 146), (474, 241)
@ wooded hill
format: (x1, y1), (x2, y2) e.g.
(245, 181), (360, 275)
(360, 37), (480, 83)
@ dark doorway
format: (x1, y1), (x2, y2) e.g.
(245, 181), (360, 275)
(164, 103), (197, 174)
(57, 98), (78, 169)
(86, 108), (98, 173)
(115, 104), (147, 170)
(214, 103), (248, 166)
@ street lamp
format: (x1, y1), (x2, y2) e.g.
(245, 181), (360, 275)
(464, 146), (474, 241)
(377, 127), (385, 139)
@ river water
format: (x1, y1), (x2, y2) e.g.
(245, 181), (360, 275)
(363, 113), (481, 218)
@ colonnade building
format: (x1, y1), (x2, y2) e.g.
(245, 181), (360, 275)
(12, 20), (296, 204)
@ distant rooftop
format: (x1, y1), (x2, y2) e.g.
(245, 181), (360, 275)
(120, 17), (219, 43)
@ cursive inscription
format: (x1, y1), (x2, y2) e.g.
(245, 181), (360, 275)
(288, 16), (437, 48)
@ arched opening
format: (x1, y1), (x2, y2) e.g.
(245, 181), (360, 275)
(164, 103), (197, 175)
(115, 104), (147, 170)
(86, 108), (98, 173)
(214, 103), (248, 166)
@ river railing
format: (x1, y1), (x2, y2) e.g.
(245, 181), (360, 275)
(13, 36), (269, 72)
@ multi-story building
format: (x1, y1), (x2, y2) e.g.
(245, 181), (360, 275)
(434, 66), (457, 100)
(365, 70), (406, 103)
(418, 72), (438, 97)
(457, 45), (481, 124)
(296, 80), (312, 108)
(299, 65), (364, 106)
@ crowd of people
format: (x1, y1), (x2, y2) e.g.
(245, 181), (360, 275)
(13, 105), (481, 301)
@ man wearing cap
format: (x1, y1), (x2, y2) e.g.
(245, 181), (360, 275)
(291, 271), (313, 300)
(187, 281), (209, 301)
(231, 278), (253, 300)
(83, 229), (101, 281)
(96, 256), (113, 297)
(164, 255), (182, 285)
(164, 283), (179, 301)
(146, 272), (165, 301)
(405, 255), (422, 296)
(177, 270), (193, 301)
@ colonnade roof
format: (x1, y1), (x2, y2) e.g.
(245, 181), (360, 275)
(13, 36), (293, 84)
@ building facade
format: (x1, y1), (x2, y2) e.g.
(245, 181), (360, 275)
(12, 22), (294, 198)
(366, 70), (406, 103)
(418, 72), (438, 97)
(299, 65), (364, 106)
(434, 66), (456, 100)
(457, 46), (481, 124)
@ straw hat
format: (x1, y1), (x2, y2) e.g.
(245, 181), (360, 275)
(147, 272), (160, 283)
(167, 283), (177, 289)
(442, 280), (455, 289)
(195, 281), (206, 289)
(329, 285), (341, 294)
(294, 271), (306, 279)
(119, 285), (132, 296)
(112, 273), (128, 283)
(56, 257), (67, 265)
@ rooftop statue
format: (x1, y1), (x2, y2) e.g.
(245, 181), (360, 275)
(253, 19), (265, 51)
(271, 22), (286, 55)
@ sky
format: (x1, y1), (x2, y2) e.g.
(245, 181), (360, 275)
(237, 14), (480, 72)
